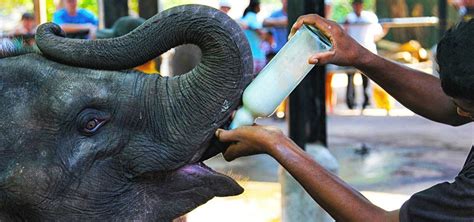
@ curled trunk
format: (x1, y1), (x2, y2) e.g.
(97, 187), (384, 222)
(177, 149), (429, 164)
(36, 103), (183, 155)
(36, 4), (253, 165)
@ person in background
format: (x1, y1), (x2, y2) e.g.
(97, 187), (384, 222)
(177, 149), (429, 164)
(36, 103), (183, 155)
(9, 12), (37, 46)
(240, 0), (266, 74)
(262, 0), (287, 61)
(260, 0), (287, 119)
(344, 0), (385, 110)
(10, 12), (36, 36)
(218, 0), (232, 14)
(217, 15), (474, 221)
(453, 0), (474, 21)
(53, 0), (98, 39)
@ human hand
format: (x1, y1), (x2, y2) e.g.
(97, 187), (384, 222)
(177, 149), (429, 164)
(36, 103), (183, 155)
(289, 14), (370, 67)
(215, 125), (286, 161)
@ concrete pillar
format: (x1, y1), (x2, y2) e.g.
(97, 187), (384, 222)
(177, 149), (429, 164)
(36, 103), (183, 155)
(280, 144), (338, 222)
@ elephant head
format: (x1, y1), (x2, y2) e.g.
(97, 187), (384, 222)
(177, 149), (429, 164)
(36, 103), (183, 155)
(0, 4), (253, 221)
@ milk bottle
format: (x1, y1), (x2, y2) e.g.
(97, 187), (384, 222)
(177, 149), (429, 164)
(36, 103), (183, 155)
(230, 25), (332, 129)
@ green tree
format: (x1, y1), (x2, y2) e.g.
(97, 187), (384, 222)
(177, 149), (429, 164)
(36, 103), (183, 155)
(332, 0), (376, 22)
(0, 0), (34, 15)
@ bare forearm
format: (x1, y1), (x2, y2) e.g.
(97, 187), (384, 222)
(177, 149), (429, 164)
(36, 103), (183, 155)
(354, 50), (469, 126)
(263, 18), (288, 27)
(269, 138), (394, 221)
(59, 24), (94, 33)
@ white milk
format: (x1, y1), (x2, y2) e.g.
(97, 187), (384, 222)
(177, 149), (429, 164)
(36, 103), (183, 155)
(230, 25), (332, 129)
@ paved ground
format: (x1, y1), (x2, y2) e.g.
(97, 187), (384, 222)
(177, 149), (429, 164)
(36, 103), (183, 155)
(190, 112), (472, 222)
(207, 114), (473, 195)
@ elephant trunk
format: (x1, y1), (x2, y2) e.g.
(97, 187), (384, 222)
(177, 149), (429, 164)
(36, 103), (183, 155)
(36, 4), (253, 163)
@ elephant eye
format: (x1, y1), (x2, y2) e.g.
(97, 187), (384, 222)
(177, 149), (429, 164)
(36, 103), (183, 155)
(77, 109), (110, 136)
(83, 118), (106, 135)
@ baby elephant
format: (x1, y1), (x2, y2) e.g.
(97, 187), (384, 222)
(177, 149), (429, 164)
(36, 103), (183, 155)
(0, 4), (253, 221)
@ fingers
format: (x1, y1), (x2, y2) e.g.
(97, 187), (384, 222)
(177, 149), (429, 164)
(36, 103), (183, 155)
(289, 14), (315, 38)
(290, 14), (328, 38)
(222, 143), (247, 161)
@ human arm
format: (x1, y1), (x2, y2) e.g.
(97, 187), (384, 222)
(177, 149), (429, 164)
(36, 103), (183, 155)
(290, 14), (471, 126)
(263, 17), (288, 28)
(57, 23), (96, 34)
(216, 126), (400, 222)
(241, 12), (263, 30)
(53, 9), (97, 37)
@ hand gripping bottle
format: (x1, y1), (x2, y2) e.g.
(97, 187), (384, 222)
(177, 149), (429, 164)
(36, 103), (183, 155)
(230, 24), (332, 129)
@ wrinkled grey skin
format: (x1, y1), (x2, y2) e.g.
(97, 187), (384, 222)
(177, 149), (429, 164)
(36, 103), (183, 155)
(0, 5), (253, 221)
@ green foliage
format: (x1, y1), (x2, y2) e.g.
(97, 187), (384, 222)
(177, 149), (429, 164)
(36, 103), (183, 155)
(0, 0), (34, 15)
(0, 0), (98, 21)
(129, 0), (139, 15)
(79, 0), (99, 15)
(43, 0), (98, 22)
(162, 0), (194, 9)
(331, 0), (376, 22)
(45, 1), (56, 22)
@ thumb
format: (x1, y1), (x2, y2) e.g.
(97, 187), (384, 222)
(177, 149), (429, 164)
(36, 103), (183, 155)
(308, 51), (335, 65)
(215, 128), (239, 143)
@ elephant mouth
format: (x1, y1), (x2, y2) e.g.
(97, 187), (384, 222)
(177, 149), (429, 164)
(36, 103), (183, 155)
(133, 160), (242, 219)
(178, 137), (243, 197)
(173, 162), (243, 197)
(165, 135), (243, 199)
(135, 161), (243, 197)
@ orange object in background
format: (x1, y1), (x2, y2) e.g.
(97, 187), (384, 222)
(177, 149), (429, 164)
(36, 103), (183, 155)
(372, 83), (393, 112)
(325, 72), (335, 113)
(135, 60), (159, 74)
(274, 98), (287, 119)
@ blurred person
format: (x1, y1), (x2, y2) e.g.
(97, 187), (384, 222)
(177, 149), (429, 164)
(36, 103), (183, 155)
(9, 12), (37, 46)
(261, 0), (288, 119)
(53, 0), (98, 39)
(10, 12), (36, 36)
(263, 0), (288, 60)
(344, 0), (385, 110)
(218, 0), (232, 14)
(217, 16), (474, 221)
(453, 0), (474, 21)
(240, 0), (266, 74)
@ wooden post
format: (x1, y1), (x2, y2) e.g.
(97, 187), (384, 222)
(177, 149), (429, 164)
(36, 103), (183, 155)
(33, 0), (47, 24)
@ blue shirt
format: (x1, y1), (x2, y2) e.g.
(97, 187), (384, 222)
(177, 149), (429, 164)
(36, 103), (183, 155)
(241, 12), (265, 61)
(53, 8), (98, 26)
(268, 9), (288, 53)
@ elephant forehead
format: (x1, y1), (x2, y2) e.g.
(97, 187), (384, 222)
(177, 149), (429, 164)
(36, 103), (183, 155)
(49, 74), (113, 107)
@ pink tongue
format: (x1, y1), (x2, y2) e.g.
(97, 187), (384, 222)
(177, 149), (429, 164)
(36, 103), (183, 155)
(173, 162), (244, 197)
(176, 162), (213, 175)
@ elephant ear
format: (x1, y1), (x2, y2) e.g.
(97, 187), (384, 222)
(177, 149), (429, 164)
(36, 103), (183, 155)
(35, 4), (254, 163)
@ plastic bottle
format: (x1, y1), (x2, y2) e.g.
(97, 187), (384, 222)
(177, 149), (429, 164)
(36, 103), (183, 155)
(230, 24), (332, 129)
